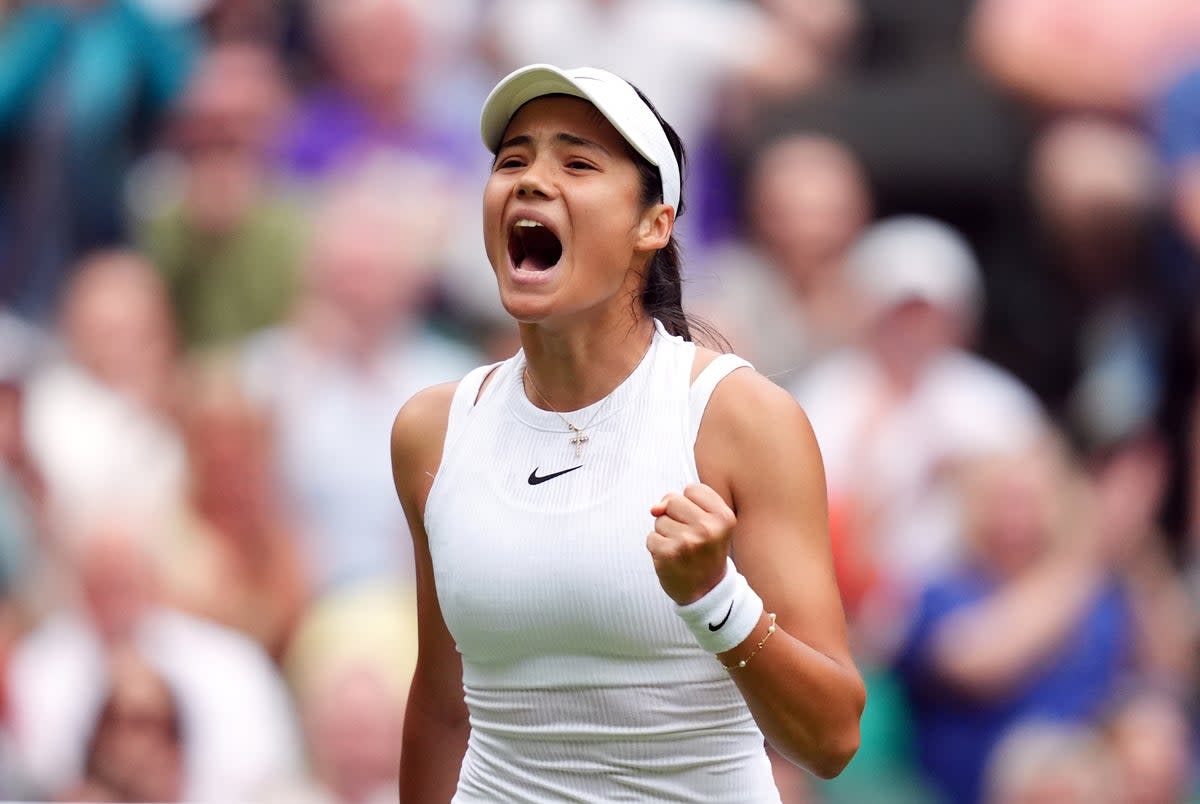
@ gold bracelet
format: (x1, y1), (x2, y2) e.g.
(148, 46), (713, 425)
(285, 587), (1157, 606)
(721, 612), (777, 670)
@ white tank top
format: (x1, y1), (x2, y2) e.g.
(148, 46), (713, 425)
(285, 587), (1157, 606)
(424, 320), (781, 803)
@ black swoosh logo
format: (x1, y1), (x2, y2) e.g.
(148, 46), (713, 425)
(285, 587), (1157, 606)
(527, 465), (583, 485)
(708, 601), (734, 631)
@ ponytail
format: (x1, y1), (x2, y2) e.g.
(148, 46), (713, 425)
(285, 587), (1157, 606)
(641, 239), (689, 339)
(627, 85), (727, 351)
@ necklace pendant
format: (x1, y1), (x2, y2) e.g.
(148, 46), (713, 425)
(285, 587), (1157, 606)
(569, 430), (589, 458)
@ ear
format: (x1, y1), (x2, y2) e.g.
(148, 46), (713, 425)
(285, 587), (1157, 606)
(634, 203), (674, 253)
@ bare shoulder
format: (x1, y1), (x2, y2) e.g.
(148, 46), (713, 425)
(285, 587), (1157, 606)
(689, 345), (807, 426)
(391, 382), (458, 457)
(695, 365), (824, 506)
(705, 364), (816, 444)
(391, 382), (459, 510)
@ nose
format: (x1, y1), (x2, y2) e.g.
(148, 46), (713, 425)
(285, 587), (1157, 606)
(516, 157), (554, 199)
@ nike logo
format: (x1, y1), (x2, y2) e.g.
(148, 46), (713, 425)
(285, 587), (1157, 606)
(527, 465), (583, 485)
(708, 602), (734, 631)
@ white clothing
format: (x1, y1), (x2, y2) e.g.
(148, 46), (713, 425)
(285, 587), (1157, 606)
(239, 326), (479, 589)
(425, 321), (779, 803)
(793, 347), (1046, 588)
(22, 362), (187, 536)
(7, 608), (302, 801)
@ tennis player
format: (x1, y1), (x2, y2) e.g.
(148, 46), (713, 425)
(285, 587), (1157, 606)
(392, 64), (865, 802)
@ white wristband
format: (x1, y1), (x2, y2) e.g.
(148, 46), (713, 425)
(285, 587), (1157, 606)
(673, 558), (765, 655)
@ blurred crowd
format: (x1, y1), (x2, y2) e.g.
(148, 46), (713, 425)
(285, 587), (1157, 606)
(0, 0), (1197, 802)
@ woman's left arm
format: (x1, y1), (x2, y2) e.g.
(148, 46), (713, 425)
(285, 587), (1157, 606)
(648, 369), (865, 778)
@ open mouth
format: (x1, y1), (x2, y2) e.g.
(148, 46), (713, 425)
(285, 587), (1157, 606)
(508, 219), (563, 272)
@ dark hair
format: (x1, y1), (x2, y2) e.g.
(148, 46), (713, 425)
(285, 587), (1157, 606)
(626, 85), (727, 350)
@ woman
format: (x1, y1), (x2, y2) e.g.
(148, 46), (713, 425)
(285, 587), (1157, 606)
(392, 64), (864, 802)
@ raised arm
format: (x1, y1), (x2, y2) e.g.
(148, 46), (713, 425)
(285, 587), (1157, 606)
(391, 383), (469, 803)
(647, 367), (865, 778)
(922, 554), (1104, 698)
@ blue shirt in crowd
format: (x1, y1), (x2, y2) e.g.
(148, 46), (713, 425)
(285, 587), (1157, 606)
(894, 571), (1133, 804)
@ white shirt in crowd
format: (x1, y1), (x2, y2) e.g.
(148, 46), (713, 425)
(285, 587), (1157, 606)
(239, 326), (479, 590)
(793, 347), (1047, 590)
(22, 362), (187, 537)
(7, 608), (303, 801)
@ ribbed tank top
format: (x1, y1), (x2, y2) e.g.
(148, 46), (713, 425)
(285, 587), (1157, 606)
(424, 320), (781, 803)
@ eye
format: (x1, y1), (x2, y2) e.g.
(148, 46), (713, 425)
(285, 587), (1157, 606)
(494, 156), (525, 170)
(566, 160), (596, 171)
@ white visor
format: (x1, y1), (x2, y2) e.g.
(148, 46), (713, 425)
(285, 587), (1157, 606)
(480, 64), (681, 212)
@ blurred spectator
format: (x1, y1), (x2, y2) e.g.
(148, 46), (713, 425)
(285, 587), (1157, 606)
(747, 0), (1043, 459)
(135, 40), (306, 349)
(970, 0), (1200, 115)
(239, 172), (479, 590)
(61, 647), (184, 802)
(262, 581), (416, 804)
(750, 0), (1026, 249)
(6, 517), (302, 800)
(0, 0), (198, 320)
(750, 0), (860, 95)
(983, 722), (1116, 804)
(894, 442), (1133, 804)
(161, 357), (309, 661)
(22, 251), (186, 536)
(1015, 118), (1169, 426)
(277, 0), (473, 184)
(1101, 686), (1196, 804)
(692, 134), (871, 383)
(793, 216), (1046, 640)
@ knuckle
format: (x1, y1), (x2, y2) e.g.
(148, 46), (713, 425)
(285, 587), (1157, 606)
(705, 513), (730, 539)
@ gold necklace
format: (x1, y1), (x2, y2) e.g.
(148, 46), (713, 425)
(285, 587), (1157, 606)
(523, 366), (613, 459)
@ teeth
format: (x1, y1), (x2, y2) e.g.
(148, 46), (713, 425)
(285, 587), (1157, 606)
(513, 219), (544, 229)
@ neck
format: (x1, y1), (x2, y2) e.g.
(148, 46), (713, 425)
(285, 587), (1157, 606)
(520, 309), (655, 411)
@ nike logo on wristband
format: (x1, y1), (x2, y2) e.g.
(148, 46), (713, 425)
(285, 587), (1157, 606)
(527, 465), (583, 485)
(708, 602), (734, 631)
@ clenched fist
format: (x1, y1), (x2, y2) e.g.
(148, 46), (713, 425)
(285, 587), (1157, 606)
(647, 483), (736, 605)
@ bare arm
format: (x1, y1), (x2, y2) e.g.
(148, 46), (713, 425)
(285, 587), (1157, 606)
(392, 384), (470, 803)
(926, 555), (1105, 698)
(650, 368), (865, 779)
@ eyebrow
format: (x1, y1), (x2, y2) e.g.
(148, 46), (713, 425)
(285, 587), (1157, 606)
(497, 132), (612, 156)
